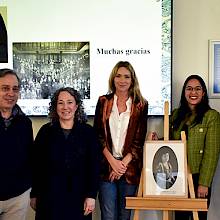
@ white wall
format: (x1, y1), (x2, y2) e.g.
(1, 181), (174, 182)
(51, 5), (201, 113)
(173, 0), (220, 111)
(142, 0), (220, 144)
(15, 0), (220, 219)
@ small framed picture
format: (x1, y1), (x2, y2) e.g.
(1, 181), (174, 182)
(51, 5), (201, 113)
(208, 40), (220, 98)
(143, 140), (188, 198)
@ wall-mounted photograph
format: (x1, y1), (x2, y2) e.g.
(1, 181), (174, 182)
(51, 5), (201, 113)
(143, 141), (188, 198)
(13, 41), (89, 116)
(209, 40), (220, 98)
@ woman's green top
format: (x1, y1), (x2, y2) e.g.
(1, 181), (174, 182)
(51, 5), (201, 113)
(170, 108), (220, 187)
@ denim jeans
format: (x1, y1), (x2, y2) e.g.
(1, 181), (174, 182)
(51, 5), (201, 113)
(99, 177), (137, 220)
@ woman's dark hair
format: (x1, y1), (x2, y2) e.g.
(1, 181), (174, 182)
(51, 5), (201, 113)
(173, 74), (211, 129)
(48, 87), (87, 124)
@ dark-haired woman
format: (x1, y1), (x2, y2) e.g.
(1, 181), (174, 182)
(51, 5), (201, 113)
(94, 61), (148, 220)
(155, 152), (175, 189)
(30, 87), (100, 220)
(170, 75), (220, 220)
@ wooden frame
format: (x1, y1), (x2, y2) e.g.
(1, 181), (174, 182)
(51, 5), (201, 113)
(143, 140), (188, 198)
(208, 40), (220, 98)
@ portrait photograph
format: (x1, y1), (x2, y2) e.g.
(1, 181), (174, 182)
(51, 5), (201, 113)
(152, 146), (178, 190)
(143, 141), (188, 198)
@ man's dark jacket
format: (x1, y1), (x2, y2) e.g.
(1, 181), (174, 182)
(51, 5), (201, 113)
(0, 105), (33, 200)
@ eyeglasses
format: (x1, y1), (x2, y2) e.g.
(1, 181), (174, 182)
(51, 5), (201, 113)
(0, 85), (20, 93)
(185, 86), (203, 92)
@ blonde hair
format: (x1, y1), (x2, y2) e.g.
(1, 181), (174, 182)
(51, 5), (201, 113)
(108, 61), (145, 103)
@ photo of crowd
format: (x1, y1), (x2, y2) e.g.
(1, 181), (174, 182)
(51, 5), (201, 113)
(13, 42), (90, 115)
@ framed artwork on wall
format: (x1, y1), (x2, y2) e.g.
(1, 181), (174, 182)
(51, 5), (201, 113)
(143, 140), (188, 198)
(209, 40), (220, 98)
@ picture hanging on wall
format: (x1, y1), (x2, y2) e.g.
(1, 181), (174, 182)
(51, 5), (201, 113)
(209, 40), (220, 98)
(13, 41), (89, 116)
(0, 6), (8, 63)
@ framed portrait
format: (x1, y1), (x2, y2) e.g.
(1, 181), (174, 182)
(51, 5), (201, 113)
(143, 140), (188, 198)
(208, 40), (220, 98)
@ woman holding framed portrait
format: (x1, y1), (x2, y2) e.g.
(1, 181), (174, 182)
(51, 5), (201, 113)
(170, 75), (220, 220)
(148, 74), (220, 219)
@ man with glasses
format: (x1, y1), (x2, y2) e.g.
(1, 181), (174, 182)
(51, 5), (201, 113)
(0, 68), (33, 220)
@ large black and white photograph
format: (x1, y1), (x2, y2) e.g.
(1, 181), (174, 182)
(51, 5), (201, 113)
(153, 146), (178, 190)
(143, 141), (187, 198)
(13, 42), (89, 115)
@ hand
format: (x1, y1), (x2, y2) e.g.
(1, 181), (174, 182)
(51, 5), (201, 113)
(110, 158), (127, 176)
(84, 198), (95, 216)
(147, 131), (158, 140)
(103, 148), (127, 176)
(197, 185), (208, 198)
(122, 153), (132, 167)
(109, 170), (122, 182)
(30, 198), (37, 211)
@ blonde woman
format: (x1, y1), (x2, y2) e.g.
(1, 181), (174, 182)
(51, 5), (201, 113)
(94, 61), (148, 220)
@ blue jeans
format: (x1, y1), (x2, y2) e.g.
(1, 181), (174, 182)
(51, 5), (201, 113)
(99, 177), (137, 220)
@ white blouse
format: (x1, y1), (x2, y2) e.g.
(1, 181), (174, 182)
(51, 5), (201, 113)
(109, 95), (131, 158)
